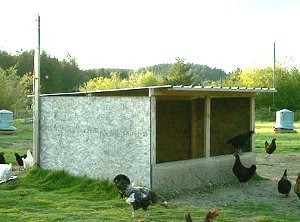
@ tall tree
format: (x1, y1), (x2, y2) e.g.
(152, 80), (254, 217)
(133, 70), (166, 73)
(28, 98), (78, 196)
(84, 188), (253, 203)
(166, 57), (194, 85)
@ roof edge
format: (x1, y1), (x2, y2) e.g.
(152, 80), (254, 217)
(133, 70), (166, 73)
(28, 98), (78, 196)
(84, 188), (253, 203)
(27, 85), (276, 97)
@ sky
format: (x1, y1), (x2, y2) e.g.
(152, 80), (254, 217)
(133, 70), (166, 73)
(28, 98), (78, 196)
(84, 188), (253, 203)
(1, 0), (300, 73)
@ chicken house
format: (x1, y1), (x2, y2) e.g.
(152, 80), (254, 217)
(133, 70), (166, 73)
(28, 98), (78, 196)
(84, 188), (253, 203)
(36, 85), (275, 192)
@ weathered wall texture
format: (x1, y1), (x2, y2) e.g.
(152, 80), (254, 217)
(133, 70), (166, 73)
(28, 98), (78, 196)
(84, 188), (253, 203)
(40, 96), (151, 186)
(152, 152), (256, 192)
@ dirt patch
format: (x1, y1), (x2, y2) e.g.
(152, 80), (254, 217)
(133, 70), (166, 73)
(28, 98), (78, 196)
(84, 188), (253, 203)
(0, 141), (32, 148)
(172, 153), (300, 214)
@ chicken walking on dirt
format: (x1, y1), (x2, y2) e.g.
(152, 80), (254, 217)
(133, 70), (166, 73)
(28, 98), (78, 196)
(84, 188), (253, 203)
(232, 153), (256, 183)
(265, 138), (276, 156)
(277, 169), (292, 197)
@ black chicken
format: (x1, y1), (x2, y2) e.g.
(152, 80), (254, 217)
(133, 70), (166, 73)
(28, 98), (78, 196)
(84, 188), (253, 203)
(185, 209), (219, 222)
(0, 152), (6, 164)
(113, 174), (168, 221)
(265, 138), (276, 156)
(232, 153), (256, 183)
(14, 152), (27, 170)
(113, 174), (131, 198)
(226, 130), (254, 154)
(277, 169), (292, 197)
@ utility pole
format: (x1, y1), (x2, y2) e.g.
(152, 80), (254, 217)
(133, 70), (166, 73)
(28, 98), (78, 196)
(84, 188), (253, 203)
(273, 42), (276, 89)
(272, 42), (276, 108)
(33, 15), (41, 165)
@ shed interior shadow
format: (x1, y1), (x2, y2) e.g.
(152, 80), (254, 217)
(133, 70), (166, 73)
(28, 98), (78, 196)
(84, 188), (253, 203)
(155, 97), (252, 163)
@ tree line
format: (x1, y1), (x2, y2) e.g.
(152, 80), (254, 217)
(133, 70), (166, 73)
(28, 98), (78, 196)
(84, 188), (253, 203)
(0, 50), (299, 115)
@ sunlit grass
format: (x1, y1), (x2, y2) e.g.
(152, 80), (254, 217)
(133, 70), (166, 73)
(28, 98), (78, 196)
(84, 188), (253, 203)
(255, 121), (299, 154)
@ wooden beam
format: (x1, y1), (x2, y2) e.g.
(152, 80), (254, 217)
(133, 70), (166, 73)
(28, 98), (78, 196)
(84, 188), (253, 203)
(250, 97), (255, 152)
(191, 100), (197, 158)
(152, 89), (256, 98)
(204, 96), (211, 158)
(149, 90), (156, 189)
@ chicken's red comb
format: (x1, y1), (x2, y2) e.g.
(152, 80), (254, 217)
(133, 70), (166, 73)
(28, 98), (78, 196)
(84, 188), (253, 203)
(211, 209), (219, 218)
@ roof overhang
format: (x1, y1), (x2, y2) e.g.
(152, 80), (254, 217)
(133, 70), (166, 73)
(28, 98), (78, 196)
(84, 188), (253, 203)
(28, 85), (276, 98)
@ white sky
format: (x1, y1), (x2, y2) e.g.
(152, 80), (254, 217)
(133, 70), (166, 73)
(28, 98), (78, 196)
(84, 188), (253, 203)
(1, 0), (300, 72)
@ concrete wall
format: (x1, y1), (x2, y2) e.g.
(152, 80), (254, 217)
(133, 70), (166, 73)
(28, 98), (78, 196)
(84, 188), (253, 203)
(40, 96), (151, 186)
(152, 152), (256, 192)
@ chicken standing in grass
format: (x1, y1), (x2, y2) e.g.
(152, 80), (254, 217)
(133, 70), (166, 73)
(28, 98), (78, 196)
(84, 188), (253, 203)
(294, 172), (300, 199)
(113, 174), (131, 198)
(22, 149), (35, 170)
(0, 152), (6, 164)
(113, 174), (168, 221)
(226, 130), (254, 154)
(14, 152), (27, 170)
(265, 138), (276, 157)
(277, 169), (292, 197)
(0, 163), (13, 183)
(185, 209), (219, 222)
(232, 153), (256, 183)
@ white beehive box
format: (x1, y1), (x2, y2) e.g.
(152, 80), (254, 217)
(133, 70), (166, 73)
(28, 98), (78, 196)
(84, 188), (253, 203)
(274, 109), (296, 131)
(0, 109), (16, 132)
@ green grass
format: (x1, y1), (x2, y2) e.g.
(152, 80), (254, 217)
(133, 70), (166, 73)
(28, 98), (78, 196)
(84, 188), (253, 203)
(1, 168), (299, 222)
(0, 119), (32, 163)
(0, 118), (33, 143)
(255, 121), (300, 154)
(1, 120), (300, 221)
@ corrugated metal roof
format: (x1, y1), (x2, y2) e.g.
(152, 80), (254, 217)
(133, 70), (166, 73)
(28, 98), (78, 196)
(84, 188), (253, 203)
(171, 85), (276, 93)
(32, 85), (276, 97)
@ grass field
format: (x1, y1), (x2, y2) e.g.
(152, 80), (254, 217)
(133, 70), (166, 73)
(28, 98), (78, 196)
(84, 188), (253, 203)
(255, 121), (300, 154)
(0, 120), (299, 221)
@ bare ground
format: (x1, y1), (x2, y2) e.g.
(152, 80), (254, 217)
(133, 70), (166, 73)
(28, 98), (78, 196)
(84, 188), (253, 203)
(172, 153), (300, 215)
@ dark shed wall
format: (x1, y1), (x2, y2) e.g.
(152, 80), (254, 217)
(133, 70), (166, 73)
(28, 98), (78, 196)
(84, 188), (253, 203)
(155, 98), (205, 163)
(156, 100), (191, 163)
(210, 97), (251, 155)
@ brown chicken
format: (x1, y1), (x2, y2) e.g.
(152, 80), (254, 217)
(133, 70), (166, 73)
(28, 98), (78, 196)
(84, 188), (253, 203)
(294, 172), (300, 199)
(185, 209), (219, 222)
(265, 138), (276, 156)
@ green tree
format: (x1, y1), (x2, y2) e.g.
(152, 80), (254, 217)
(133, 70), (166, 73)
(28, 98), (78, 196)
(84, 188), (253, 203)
(166, 58), (194, 85)
(223, 65), (300, 110)
(0, 50), (16, 69)
(0, 67), (32, 111)
(80, 71), (164, 91)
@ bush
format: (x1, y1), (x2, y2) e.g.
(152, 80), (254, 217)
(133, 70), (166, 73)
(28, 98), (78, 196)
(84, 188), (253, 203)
(256, 108), (300, 122)
(255, 108), (276, 122)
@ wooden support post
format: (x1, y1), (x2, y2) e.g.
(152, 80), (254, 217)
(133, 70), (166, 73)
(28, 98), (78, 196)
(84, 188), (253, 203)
(250, 97), (255, 152)
(149, 89), (156, 189)
(191, 100), (198, 158)
(204, 96), (211, 158)
(33, 15), (41, 165)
